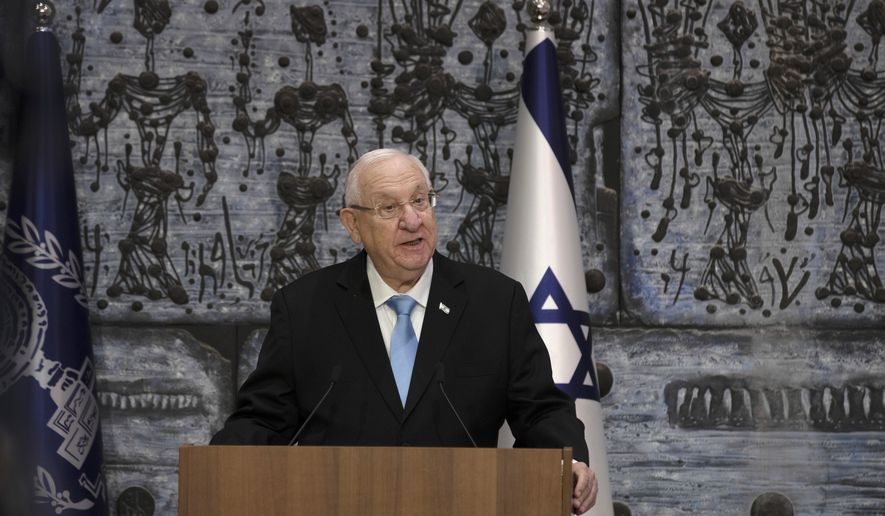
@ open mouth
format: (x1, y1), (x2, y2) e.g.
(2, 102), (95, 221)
(92, 327), (231, 467)
(97, 390), (201, 412)
(400, 237), (424, 247)
(665, 377), (885, 432)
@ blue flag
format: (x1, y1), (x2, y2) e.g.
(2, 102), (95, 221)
(0, 29), (108, 515)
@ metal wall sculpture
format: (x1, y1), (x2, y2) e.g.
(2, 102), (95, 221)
(25, 0), (614, 322)
(0, 0), (882, 514)
(623, 0), (885, 325)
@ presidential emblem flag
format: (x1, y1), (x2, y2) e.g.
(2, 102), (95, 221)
(500, 22), (613, 516)
(0, 25), (108, 516)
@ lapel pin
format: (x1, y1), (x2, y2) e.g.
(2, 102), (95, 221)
(439, 302), (450, 314)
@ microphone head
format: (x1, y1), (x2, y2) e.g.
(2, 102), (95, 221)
(434, 363), (445, 384)
(330, 365), (342, 382)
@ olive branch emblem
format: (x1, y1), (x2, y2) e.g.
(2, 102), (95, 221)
(5, 215), (87, 307)
(34, 466), (96, 513)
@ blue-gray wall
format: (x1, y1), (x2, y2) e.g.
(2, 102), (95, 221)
(1, 1), (883, 514)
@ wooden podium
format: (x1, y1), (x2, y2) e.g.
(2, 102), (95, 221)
(179, 445), (573, 515)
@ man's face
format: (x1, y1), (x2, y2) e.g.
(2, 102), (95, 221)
(340, 155), (438, 291)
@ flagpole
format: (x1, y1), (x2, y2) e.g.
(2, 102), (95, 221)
(526, 0), (552, 28)
(35, 1), (55, 31)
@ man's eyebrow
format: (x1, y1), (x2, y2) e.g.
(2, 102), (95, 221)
(367, 193), (397, 204)
(370, 186), (429, 201)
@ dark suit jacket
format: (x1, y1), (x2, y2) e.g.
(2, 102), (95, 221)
(211, 251), (589, 463)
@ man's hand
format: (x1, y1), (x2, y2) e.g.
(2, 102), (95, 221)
(571, 461), (597, 515)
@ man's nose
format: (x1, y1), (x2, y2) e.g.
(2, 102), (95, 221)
(399, 204), (423, 230)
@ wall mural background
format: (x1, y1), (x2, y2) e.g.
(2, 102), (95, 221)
(0, 0), (883, 514)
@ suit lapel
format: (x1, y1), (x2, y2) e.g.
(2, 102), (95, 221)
(403, 253), (466, 419)
(333, 252), (404, 418)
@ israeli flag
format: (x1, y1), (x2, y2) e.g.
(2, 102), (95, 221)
(501, 26), (613, 515)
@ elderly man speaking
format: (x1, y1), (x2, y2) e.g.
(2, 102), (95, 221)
(212, 148), (598, 514)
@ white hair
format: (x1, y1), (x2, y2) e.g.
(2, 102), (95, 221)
(344, 148), (431, 206)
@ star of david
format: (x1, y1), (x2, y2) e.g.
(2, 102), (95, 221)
(529, 267), (600, 401)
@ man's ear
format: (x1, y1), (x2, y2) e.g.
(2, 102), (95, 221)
(339, 208), (362, 244)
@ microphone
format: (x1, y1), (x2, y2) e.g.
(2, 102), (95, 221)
(288, 365), (342, 446)
(435, 363), (477, 448)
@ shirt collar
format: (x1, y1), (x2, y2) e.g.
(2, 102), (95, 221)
(366, 255), (433, 309)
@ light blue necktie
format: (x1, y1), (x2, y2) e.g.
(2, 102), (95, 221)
(386, 295), (419, 407)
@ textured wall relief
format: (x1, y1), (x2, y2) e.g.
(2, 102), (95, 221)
(61, 2), (221, 320)
(3, 1), (883, 515)
(38, 0), (618, 324)
(623, 0), (885, 325)
(596, 327), (885, 516)
(365, 0), (618, 321)
(229, 5), (360, 301)
(237, 328), (264, 390)
(666, 375), (885, 432)
(92, 327), (231, 514)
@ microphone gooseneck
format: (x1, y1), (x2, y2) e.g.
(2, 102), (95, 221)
(288, 365), (342, 446)
(435, 363), (478, 448)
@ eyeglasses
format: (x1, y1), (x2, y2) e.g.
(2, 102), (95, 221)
(349, 191), (438, 219)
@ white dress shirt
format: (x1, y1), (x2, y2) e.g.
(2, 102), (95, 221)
(366, 256), (433, 356)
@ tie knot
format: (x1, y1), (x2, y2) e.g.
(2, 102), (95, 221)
(386, 295), (417, 316)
